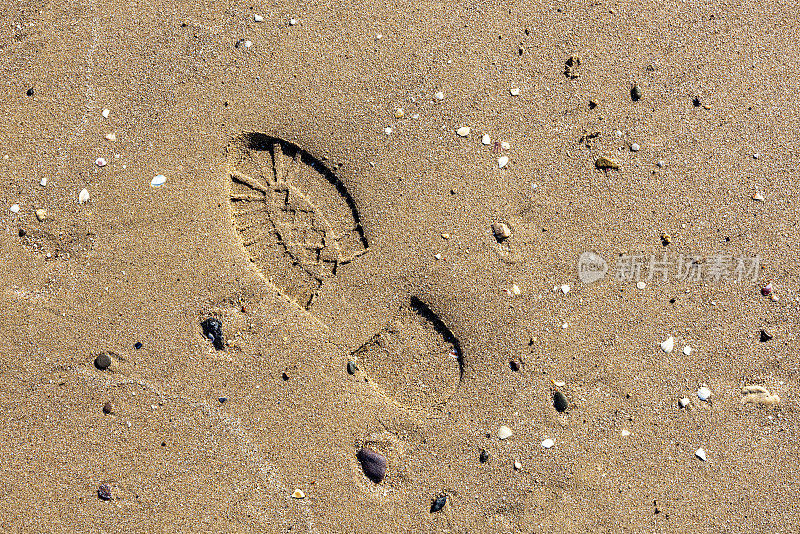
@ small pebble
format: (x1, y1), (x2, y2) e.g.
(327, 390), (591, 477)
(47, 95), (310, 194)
(510, 284), (521, 296)
(134, 341), (143, 350)
(679, 397), (690, 408)
(760, 282), (773, 296)
(292, 489), (305, 499)
(759, 329), (773, 342)
(697, 386), (711, 401)
(509, 359), (521, 372)
(541, 438), (554, 449)
(636, 281), (646, 289)
(104, 133), (117, 142)
(434, 253), (442, 260)
(26, 87), (34, 97)
(482, 134), (491, 145)
(102, 401), (114, 415)
(631, 85), (642, 101)
(18, 228), (26, 237)
(98, 483), (113, 501)
(9, 204), (20, 214)
(456, 126), (471, 137)
(94, 352), (112, 370)
(595, 156), (620, 170)
(509, 87), (520, 96)
(497, 155), (509, 169)
(151, 174), (167, 187)
(95, 157), (107, 167)
(479, 449), (489, 463)
(347, 360), (357, 375)
(657, 160), (665, 168)
(102, 108), (110, 118)
(430, 494), (446, 513)
(553, 391), (568, 412)
(683, 345), (692, 356)
(357, 448), (386, 483)
(79, 188), (90, 203)
(492, 222), (512, 241)
(695, 448), (707, 462)
(218, 397), (228, 403)
(497, 425), (513, 440)
(394, 108), (404, 119)
(289, 18), (297, 26)
(631, 143), (640, 152)
(660, 336), (675, 354)
(434, 91), (444, 100)
(201, 317), (225, 350)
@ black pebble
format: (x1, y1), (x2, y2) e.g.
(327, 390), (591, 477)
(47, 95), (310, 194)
(509, 359), (521, 372)
(18, 228), (26, 237)
(134, 341), (142, 350)
(218, 397), (228, 403)
(479, 449), (489, 463)
(553, 390), (569, 412)
(430, 493), (446, 513)
(201, 317), (225, 350)
(631, 85), (642, 101)
(692, 96), (702, 107)
(94, 352), (112, 370)
(347, 361), (357, 375)
(759, 329), (773, 342)
(102, 401), (114, 414)
(356, 448), (386, 483)
(26, 87), (34, 97)
(97, 483), (112, 501)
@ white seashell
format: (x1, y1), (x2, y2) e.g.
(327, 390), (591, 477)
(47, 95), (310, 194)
(497, 156), (509, 169)
(95, 157), (107, 167)
(660, 336), (674, 353)
(10, 204), (20, 213)
(102, 108), (110, 118)
(384, 127), (392, 135)
(497, 425), (513, 440)
(78, 188), (90, 204)
(151, 175), (167, 187)
(434, 91), (444, 100)
(104, 133), (117, 142)
(509, 87), (520, 96)
(254, 14), (264, 22)
(697, 386), (711, 401)
(456, 126), (471, 137)
(541, 438), (554, 449)
(500, 141), (510, 150)
(560, 284), (570, 294)
(695, 448), (707, 461)
(482, 134), (491, 145)
(679, 397), (690, 408)
(683, 345), (692, 356)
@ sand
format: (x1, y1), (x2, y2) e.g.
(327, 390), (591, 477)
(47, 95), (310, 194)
(1, 1), (799, 532)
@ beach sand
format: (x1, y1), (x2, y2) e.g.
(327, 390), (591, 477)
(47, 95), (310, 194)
(1, 1), (799, 531)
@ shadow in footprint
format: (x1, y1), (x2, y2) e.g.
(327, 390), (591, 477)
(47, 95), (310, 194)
(227, 133), (368, 309)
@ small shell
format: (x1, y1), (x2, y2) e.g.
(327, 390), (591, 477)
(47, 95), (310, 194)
(497, 425), (513, 440)
(292, 489), (305, 499)
(497, 156), (509, 169)
(456, 126), (471, 137)
(78, 188), (90, 204)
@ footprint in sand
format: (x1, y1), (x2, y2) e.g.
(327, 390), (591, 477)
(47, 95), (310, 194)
(226, 134), (464, 413)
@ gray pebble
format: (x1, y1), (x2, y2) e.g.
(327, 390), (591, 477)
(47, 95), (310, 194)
(347, 361), (357, 375)
(357, 448), (386, 483)
(631, 85), (642, 101)
(94, 352), (112, 371)
(553, 390), (568, 412)
(430, 493), (446, 513)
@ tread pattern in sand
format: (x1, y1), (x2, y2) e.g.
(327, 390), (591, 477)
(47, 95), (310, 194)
(352, 298), (463, 411)
(227, 134), (367, 308)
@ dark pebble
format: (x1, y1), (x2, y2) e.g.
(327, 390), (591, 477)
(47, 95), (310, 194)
(94, 352), (112, 370)
(218, 397), (228, 403)
(356, 448), (386, 483)
(347, 360), (357, 375)
(26, 87), (34, 97)
(553, 390), (569, 412)
(97, 483), (113, 501)
(281, 371), (290, 381)
(631, 85), (642, 102)
(200, 317), (225, 350)
(509, 359), (521, 372)
(18, 228), (26, 237)
(430, 493), (446, 513)
(479, 449), (489, 463)
(133, 341), (142, 350)
(759, 329), (773, 342)
(692, 96), (702, 107)
(102, 401), (114, 415)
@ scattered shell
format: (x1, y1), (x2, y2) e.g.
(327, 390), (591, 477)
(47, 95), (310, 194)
(509, 87), (520, 96)
(456, 126), (471, 137)
(481, 134), (491, 145)
(697, 386), (711, 401)
(560, 284), (570, 294)
(621, 429), (631, 437)
(492, 222), (512, 241)
(657, 160), (665, 168)
(760, 282), (773, 296)
(393, 108), (405, 119)
(752, 192), (765, 202)
(35, 208), (47, 221)
(636, 281), (646, 289)
(78, 188), (90, 204)
(595, 156), (620, 170)
(434, 91), (445, 100)
(510, 284), (521, 296)
(40, 177), (47, 187)
(254, 14), (264, 22)
(631, 143), (640, 152)
(384, 127), (392, 135)
(292, 489), (305, 499)
(660, 233), (672, 245)
(679, 397), (690, 408)
(497, 156), (509, 169)
(541, 438), (554, 449)
(95, 157), (107, 167)
(441, 233), (450, 239)
(513, 460), (522, 470)
(479, 449), (489, 463)
(289, 18), (298, 25)
(500, 141), (510, 150)
(497, 425), (513, 440)
(683, 345), (692, 356)
(104, 133), (117, 142)
(102, 401), (114, 414)
(552, 380), (566, 388)
(660, 336), (675, 354)
(346, 360), (357, 375)
(741, 385), (780, 405)
(695, 448), (707, 461)
(9, 204), (20, 214)
(434, 253), (442, 260)
(151, 174), (167, 187)
(102, 108), (110, 118)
